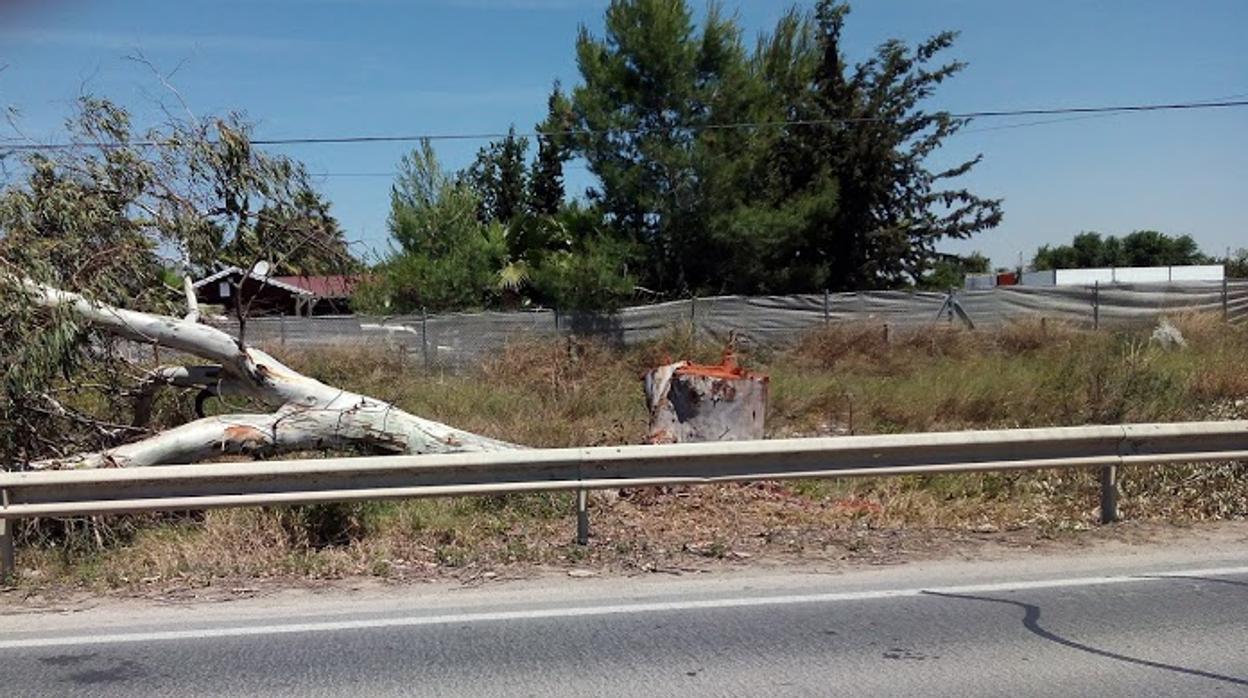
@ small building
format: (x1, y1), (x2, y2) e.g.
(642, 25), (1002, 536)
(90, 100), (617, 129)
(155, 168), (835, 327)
(964, 271), (1020, 290)
(192, 265), (358, 316)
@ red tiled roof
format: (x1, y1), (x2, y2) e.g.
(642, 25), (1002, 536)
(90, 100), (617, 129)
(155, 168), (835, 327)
(271, 275), (359, 298)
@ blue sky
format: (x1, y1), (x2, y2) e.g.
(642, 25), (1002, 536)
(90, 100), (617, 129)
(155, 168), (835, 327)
(1, 0), (1244, 268)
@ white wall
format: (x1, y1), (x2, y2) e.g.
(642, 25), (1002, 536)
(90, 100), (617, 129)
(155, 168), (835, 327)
(1055, 268), (1115, 285)
(1035, 265), (1226, 286)
(964, 273), (997, 290)
(1169, 264), (1226, 282)
(1021, 270), (1056, 286)
(1109, 266), (1171, 283)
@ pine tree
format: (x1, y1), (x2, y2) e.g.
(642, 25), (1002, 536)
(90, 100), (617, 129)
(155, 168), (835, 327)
(464, 126), (529, 224)
(784, 0), (1003, 289)
(569, 0), (1002, 294)
(571, 0), (753, 292)
(530, 82), (573, 216)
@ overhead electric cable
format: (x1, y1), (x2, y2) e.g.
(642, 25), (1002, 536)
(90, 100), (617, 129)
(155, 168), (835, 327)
(2, 98), (1245, 152)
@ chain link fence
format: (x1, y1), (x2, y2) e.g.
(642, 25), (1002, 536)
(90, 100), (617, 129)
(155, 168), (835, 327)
(212, 280), (1248, 370)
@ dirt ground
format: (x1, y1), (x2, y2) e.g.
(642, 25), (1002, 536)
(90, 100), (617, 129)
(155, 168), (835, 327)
(6, 502), (1245, 612)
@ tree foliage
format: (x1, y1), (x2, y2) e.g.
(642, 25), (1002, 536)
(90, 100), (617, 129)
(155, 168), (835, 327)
(363, 106), (635, 313)
(570, 0), (1001, 294)
(572, 0), (755, 292)
(918, 252), (991, 290)
(367, 0), (1000, 311)
(243, 190), (356, 275)
(464, 126), (529, 225)
(0, 97), (351, 466)
(528, 202), (636, 311)
(355, 141), (508, 312)
(1224, 249), (1248, 279)
(530, 82), (575, 217)
(1032, 231), (1211, 270)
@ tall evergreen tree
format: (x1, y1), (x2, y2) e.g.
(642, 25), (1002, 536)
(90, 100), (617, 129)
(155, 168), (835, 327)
(363, 140), (507, 312)
(706, 6), (837, 292)
(572, 0), (754, 292)
(773, 1), (1002, 289)
(464, 126), (529, 224)
(530, 82), (574, 216)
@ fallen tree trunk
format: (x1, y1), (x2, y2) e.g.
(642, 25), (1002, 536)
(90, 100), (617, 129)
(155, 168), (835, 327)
(26, 282), (518, 469)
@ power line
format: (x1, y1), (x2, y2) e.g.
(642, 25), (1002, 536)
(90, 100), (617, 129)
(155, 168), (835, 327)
(961, 91), (1248, 134)
(258, 99), (1248, 146)
(310, 163), (593, 179)
(310, 172), (398, 178)
(2, 98), (1246, 153)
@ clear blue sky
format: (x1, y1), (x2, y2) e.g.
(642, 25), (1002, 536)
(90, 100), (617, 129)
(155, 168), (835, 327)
(1, 0), (1245, 269)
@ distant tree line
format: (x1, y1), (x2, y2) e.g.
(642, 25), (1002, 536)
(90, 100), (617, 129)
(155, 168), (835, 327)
(1031, 230), (1210, 271)
(1019, 230), (1244, 283)
(355, 0), (1003, 313)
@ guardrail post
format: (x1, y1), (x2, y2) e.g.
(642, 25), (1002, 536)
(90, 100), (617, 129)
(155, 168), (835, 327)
(1, 486), (12, 583)
(1223, 276), (1230, 322)
(1092, 280), (1100, 330)
(420, 307), (430, 371)
(1099, 465), (1118, 524)
(0, 517), (14, 584)
(575, 489), (589, 545)
(823, 289), (830, 325)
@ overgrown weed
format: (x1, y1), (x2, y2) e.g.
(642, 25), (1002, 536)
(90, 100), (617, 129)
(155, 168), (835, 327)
(16, 314), (1248, 587)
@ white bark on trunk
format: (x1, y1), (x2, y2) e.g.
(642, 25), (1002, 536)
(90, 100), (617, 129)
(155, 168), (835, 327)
(181, 274), (200, 323)
(26, 282), (518, 469)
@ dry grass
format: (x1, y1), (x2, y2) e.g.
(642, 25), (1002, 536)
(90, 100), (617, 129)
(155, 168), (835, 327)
(14, 315), (1248, 590)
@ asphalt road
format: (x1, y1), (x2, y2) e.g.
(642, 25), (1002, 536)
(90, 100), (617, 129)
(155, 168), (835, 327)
(3, 540), (1248, 696)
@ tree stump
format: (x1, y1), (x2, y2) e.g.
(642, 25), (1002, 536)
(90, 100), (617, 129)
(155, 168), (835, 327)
(643, 353), (768, 444)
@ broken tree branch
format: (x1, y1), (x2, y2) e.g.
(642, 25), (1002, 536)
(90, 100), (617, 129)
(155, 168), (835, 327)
(129, 365), (251, 427)
(26, 281), (519, 469)
(182, 273), (200, 323)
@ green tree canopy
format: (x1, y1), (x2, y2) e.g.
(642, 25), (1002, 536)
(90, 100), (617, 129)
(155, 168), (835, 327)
(357, 140), (508, 312)
(572, 0), (756, 291)
(360, 136), (635, 313)
(464, 126), (529, 225)
(239, 189), (356, 275)
(369, 0), (1003, 312)
(570, 0), (1001, 294)
(530, 82), (575, 217)
(918, 252), (991, 290)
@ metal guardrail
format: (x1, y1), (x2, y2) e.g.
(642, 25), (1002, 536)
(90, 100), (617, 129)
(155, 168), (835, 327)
(2, 420), (1247, 579)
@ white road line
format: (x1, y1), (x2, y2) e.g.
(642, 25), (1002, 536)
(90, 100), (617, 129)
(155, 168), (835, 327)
(2, 565), (1246, 650)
